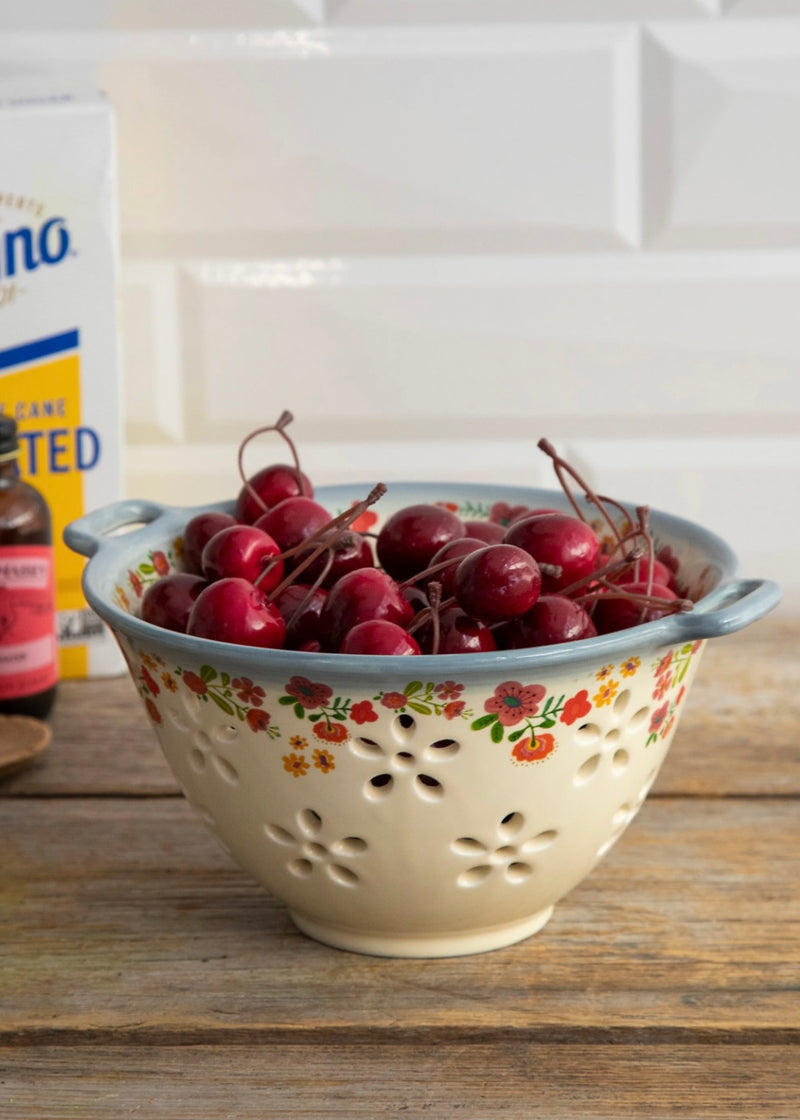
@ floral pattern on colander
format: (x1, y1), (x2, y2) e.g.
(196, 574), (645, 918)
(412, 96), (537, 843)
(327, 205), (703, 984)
(129, 640), (703, 778)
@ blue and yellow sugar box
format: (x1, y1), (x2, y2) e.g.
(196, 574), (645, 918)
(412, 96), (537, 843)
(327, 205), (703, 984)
(0, 81), (124, 677)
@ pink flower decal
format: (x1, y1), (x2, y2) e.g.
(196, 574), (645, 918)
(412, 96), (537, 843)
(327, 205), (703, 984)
(380, 691), (407, 710)
(436, 681), (464, 701)
(351, 700), (378, 724)
(285, 676), (333, 710)
(649, 702), (670, 734)
(560, 689), (592, 726)
(233, 677), (266, 707)
(485, 681), (546, 727)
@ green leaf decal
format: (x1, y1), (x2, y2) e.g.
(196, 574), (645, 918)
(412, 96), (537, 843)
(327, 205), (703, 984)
(490, 721), (505, 744)
(209, 693), (235, 717)
(404, 681), (423, 696)
(200, 665), (218, 682)
(471, 714), (497, 731)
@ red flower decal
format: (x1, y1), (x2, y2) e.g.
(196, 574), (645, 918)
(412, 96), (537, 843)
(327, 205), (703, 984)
(129, 570), (143, 597)
(349, 510), (378, 533)
(652, 673), (672, 701)
(380, 691), (407, 710)
(141, 666), (160, 697)
(233, 677), (266, 706)
(444, 700), (466, 720)
(182, 670), (208, 695)
(285, 675), (333, 710)
(313, 721), (349, 744)
(484, 681), (546, 727)
(246, 708), (272, 733)
(145, 698), (162, 724)
(655, 652), (673, 677)
(560, 689), (592, 726)
(512, 733), (556, 764)
(351, 700), (378, 724)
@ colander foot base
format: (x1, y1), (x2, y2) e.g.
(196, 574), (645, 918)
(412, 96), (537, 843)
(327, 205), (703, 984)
(288, 905), (555, 958)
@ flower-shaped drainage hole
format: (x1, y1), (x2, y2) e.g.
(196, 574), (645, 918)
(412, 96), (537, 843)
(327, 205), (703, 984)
(352, 737), (384, 759)
(499, 811), (525, 839)
(416, 774), (443, 801)
(212, 724), (239, 745)
(394, 750), (416, 772)
(522, 829), (558, 853)
(424, 738), (460, 761)
(613, 689), (631, 718)
(328, 864), (359, 887)
(264, 824), (294, 845)
(393, 714), (416, 744)
(189, 747), (206, 774)
(299, 808), (322, 836)
(612, 749), (630, 774)
(627, 706), (651, 733)
(365, 773), (394, 799)
(575, 722), (602, 746)
(289, 858), (313, 878)
(458, 865), (492, 887)
(604, 728), (621, 747)
(574, 753), (602, 785)
(506, 862), (533, 884)
(212, 754), (239, 785)
(331, 836), (368, 857)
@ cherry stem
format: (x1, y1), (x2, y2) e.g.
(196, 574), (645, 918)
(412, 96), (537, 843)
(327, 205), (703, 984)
(237, 410), (305, 516)
(427, 582), (442, 656)
(537, 438), (624, 549)
(576, 578), (693, 614)
(407, 592), (457, 637)
(556, 547), (645, 599)
(261, 483), (387, 600)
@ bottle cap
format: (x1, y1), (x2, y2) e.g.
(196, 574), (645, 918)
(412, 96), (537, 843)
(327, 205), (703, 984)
(0, 415), (19, 460)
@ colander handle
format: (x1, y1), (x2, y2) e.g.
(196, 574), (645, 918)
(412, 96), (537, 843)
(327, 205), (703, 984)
(63, 499), (169, 558)
(670, 577), (782, 640)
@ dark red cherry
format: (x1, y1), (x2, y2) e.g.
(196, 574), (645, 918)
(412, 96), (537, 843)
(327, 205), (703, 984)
(186, 577), (287, 648)
(254, 496), (331, 553)
(425, 537), (488, 597)
(290, 529), (374, 590)
(339, 619), (421, 656)
(273, 583), (328, 650)
(462, 519), (505, 544)
(141, 573), (208, 633)
(454, 544), (542, 623)
(236, 463), (314, 523)
(319, 568), (415, 651)
(182, 510), (238, 575)
(200, 524), (284, 592)
(505, 512), (601, 593)
(376, 503), (464, 581)
(497, 594), (597, 649)
(591, 581), (678, 635)
(416, 605), (498, 655)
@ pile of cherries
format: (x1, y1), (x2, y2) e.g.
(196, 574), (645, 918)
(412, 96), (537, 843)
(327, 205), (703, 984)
(140, 412), (693, 656)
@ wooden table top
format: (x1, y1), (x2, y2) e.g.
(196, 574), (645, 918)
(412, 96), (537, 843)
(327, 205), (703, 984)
(2, 615), (798, 1119)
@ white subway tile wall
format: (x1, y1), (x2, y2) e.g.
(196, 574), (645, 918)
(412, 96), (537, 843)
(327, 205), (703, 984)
(1, 1), (798, 609)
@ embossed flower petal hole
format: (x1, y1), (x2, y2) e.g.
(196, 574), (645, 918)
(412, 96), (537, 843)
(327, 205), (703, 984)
(211, 754), (239, 785)
(393, 713), (415, 742)
(264, 813), (366, 886)
(424, 737), (460, 761)
(574, 753), (602, 785)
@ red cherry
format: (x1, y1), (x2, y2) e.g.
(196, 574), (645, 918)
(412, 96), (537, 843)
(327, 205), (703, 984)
(591, 581), (678, 635)
(376, 503), (464, 581)
(186, 577), (286, 648)
(339, 619), (421, 656)
(505, 512), (601, 593)
(319, 568), (415, 652)
(424, 537), (488, 598)
(273, 583), (328, 650)
(236, 463), (313, 524)
(254, 496), (331, 553)
(454, 544), (542, 623)
(200, 524), (284, 592)
(290, 529), (374, 590)
(416, 605), (498, 655)
(141, 573), (208, 633)
(498, 594), (597, 649)
(182, 511), (238, 575)
(462, 519), (505, 544)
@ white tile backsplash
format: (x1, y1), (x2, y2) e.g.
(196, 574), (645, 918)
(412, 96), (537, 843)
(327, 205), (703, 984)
(1, 7), (799, 610)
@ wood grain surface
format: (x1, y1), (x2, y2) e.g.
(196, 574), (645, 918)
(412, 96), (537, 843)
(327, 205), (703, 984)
(1, 615), (798, 1119)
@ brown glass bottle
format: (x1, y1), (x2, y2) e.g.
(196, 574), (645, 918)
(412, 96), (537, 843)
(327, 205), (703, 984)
(0, 415), (58, 719)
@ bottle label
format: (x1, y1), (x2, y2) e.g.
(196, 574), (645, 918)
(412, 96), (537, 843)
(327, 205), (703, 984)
(0, 544), (57, 698)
